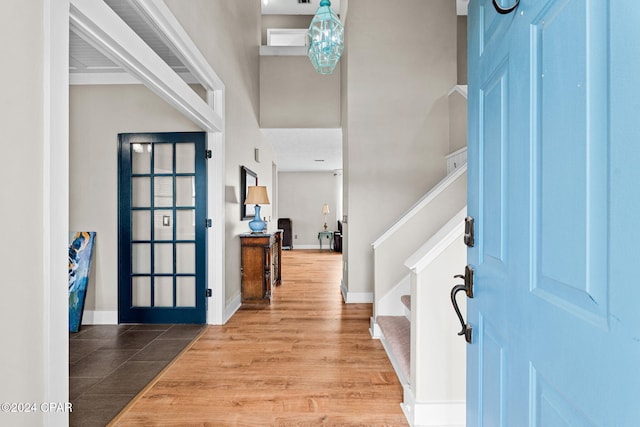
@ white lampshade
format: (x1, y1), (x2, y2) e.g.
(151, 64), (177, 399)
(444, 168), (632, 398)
(245, 186), (270, 205)
(322, 203), (330, 214)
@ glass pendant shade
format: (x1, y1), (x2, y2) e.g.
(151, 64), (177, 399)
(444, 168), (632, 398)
(307, 0), (344, 75)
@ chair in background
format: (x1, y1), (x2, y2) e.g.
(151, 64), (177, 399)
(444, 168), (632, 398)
(278, 218), (293, 249)
(333, 220), (342, 253)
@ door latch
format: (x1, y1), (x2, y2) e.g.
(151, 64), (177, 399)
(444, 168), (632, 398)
(454, 265), (474, 297)
(464, 216), (475, 247)
(451, 265), (474, 343)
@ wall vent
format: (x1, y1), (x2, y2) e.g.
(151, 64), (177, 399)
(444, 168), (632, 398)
(298, 0), (311, 3)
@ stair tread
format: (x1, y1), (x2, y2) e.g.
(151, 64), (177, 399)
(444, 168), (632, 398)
(377, 315), (410, 382)
(400, 295), (411, 311)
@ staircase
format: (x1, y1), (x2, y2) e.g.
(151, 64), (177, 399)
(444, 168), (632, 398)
(371, 87), (468, 427)
(377, 314), (410, 384)
(374, 208), (467, 427)
(376, 294), (411, 383)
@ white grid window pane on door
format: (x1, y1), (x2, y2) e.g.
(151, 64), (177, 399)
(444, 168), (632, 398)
(176, 277), (196, 307)
(153, 176), (173, 207)
(154, 143), (173, 174)
(176, 243), (195, 274)
(132, 244), (150, 274)
(131, 143), (151, 174)
(176, 210), (195, 240)
(176, 143), (195, 173)
(132, 210), (151, 241)
(154, 277), (173, 307)
(175, 176), (195, 207)
(132, 177), (150, 207)
(132, 277), (151, 307)
(154, 243), (173, 274)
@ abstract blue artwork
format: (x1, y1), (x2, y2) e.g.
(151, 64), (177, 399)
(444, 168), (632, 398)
(68, 232), (96, 333)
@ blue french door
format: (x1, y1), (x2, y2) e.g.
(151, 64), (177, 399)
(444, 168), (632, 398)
(467, 0), (640, 425)
(118, 132), (207, 324)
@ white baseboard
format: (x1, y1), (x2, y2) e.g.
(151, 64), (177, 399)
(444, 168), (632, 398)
(401, 396), (466, 427)
(340, 278), (373, 303)
(81, 298), (242, 326)
(289, 244), (331, 250)
(223, 294), (242, 324)
(346, 291), (373, 303)
(81, 310), (118, 325)
(82, 301), (241, 326)
(370, 316), (382, 338)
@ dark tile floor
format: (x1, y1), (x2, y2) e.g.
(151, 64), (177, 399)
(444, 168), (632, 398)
(69, 324), (205, 426)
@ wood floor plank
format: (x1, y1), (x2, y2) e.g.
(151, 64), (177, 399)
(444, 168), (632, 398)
(111, 250), (407, 426)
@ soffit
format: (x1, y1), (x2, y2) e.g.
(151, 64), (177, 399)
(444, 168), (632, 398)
(69, 0), (188, 76)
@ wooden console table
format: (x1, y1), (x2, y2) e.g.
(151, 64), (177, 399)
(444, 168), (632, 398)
(240, 230), (282, 305)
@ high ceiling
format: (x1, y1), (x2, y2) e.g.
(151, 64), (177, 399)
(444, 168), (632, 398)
(69, 0), (466, 173)
(261, 0), (468, 16)
(261, 0), (341, 15)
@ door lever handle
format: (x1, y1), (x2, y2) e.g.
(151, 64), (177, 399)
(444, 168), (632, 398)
(450, 266), (474, 344)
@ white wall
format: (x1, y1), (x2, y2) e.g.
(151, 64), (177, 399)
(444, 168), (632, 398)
(154, 0), (273, 310)
(260, 55), (341, 128)
(457, 16), (468, 85)
(278, 171), (339, 248)
(342, 0), (457, 298)
(0, 1), (69, 425)
(259, 13), (340, 129)
(0, 2), (45, 422)
(449, 90), (468, 153)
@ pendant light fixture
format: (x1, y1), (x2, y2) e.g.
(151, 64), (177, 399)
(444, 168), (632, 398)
(307, 0), (344, 75)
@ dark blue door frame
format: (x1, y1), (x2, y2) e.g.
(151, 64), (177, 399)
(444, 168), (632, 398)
(118, 132), (207, 324)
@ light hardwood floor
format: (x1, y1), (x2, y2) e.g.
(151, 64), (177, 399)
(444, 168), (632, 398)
(111, 250), (408, 426)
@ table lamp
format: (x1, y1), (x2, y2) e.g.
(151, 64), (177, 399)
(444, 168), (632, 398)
(245, 186), (270, 233)
(322, 203), (330, 230)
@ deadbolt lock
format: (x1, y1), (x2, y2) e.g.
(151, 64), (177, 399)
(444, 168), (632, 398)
(464, 216), (475, 247)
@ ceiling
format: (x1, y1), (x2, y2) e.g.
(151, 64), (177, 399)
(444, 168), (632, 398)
(70, 0), (189, 77)
(261, 0), (341, 15)
(262, 128), (342, 172)
(261, 0), (468, 16)
(69, 0), (465, 173)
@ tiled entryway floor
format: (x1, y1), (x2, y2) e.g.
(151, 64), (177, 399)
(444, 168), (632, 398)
(69, 324), (205, 426)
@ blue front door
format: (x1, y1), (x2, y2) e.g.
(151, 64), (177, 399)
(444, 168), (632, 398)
(118, 132), (207, 324)
(467, 0), (640, 425)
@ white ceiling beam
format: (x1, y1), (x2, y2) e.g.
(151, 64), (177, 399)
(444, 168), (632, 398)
(126, 0), (224, 92)
(69, 0), (222, 132)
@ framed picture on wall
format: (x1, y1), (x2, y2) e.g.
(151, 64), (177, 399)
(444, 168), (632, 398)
(240, 166), (258, 220)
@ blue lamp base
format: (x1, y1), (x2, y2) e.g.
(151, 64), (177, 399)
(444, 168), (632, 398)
(248, 204), (267, 233)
